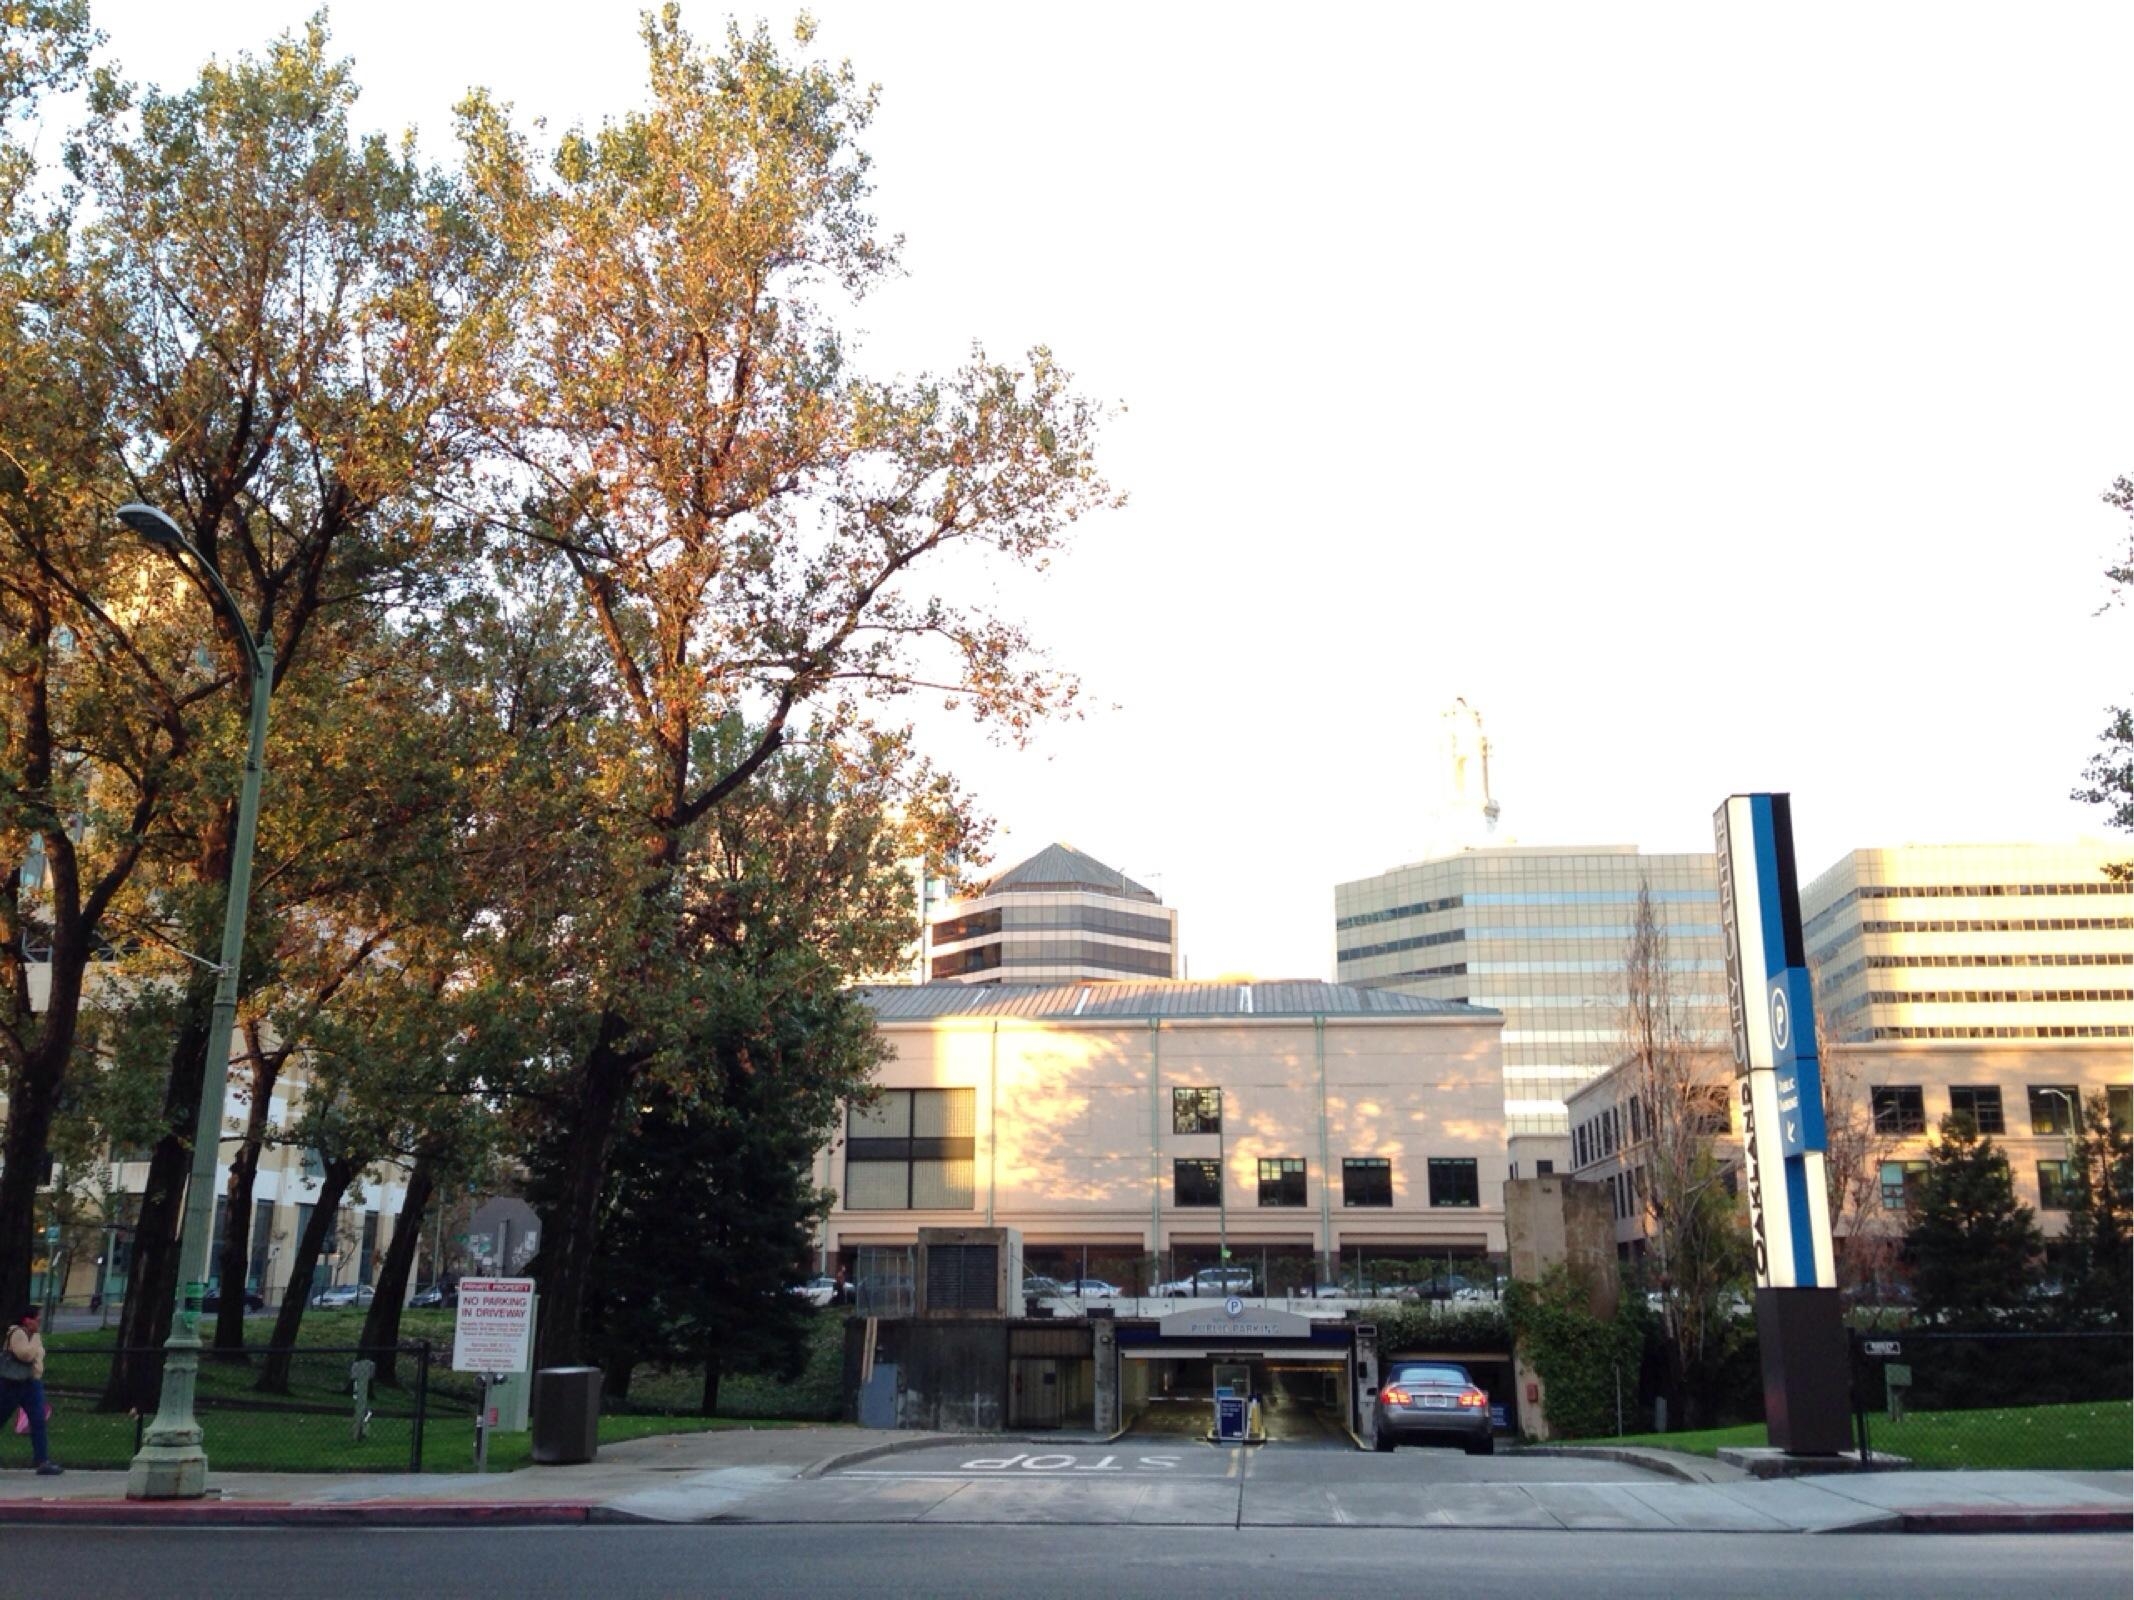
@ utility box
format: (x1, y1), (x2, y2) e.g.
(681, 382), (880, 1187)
(530, 1367), (603, 1464)
(917, 1227), (1021, 1318)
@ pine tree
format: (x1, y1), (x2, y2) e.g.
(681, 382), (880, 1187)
(2057, 1090), (2132, 1329)
(1903, 1113), (2044, 1326)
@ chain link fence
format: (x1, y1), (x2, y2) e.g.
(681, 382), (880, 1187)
(20, 1343), (470, 1472)
(1851, 1329), (2133, 1470)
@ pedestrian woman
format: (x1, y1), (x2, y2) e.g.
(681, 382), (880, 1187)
(1, 1307), (62, 1475)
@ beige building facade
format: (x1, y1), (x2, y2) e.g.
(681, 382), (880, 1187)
(1802, 841), (2132, 1048)
(822, 981), (1508, 1293)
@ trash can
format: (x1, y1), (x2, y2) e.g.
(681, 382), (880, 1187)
(530, 1366), (603, 1464)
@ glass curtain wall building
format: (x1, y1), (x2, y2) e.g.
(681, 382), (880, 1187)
(1334, 846), (1726, 1136)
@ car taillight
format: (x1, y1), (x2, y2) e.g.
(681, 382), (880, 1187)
(1380, 1385), (1412, 1405)
(1457, 1389), (1488, 1408)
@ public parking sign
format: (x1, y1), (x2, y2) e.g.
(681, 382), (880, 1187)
(452, 1277), (535, 1373)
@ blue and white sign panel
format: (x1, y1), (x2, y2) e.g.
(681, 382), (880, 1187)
(1714, 794), (1836, 1291)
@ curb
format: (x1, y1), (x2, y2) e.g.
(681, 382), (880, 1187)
(797, 1433), (967, 1480)
(0, 1499), (602, 1528)
(1892, 1508), (2133, 1536)
(1504, 1444), (1721, 1484)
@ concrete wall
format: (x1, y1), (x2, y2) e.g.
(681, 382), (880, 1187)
(1505, 1176), (1617, 1320)
(841, 1318), (1009, 1432)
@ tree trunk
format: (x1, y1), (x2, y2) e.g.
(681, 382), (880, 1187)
(531, 1016), (640, 1370)
(211, 1043), (283, 1355)
(101, 983), (215, 1415)
(359, 1152), (436, 1388)
(0, 1041), (69, 1325)
(256, 1158), (354, 1393)
(699, 1351), (721, 1418)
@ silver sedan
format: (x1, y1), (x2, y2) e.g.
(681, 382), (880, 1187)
(1371, 1360), (1495, 1454)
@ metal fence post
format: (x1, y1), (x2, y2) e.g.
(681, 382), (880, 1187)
(411, 1341), (430, 1474)
(1850, 1331), (1871, 1465)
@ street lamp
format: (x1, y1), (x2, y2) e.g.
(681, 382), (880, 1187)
(119, 503), (274, 1502)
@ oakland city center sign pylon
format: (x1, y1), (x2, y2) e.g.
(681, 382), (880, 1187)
(1714, 794), (1849, 1454)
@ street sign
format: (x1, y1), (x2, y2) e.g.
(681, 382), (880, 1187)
(1215, 1395), (1248, 1442)
(451, 1277), (535, 1373)
(1863, 1339), (1902, 1358)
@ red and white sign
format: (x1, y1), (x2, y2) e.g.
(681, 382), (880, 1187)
(452, 1277), (535, 1373)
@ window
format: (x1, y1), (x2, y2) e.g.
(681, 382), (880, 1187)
(1947, 1086), (2005, 1136)
(1342, 1158), (1392, 1207)
(1174, 1158), (1222, 1207)
(1628, 1096), (1643, 1140)
(1691, 1085), (1732, 1136)
(2029, 1086), (2080, 1135)
(1872, 1086), (1927, 1136)
(1173, 1087), (1222, 1135)
(2111, 1086), (2131, 1135)
(1427, 1157), (1480, 1208)
(1879, 1160), (1929, 1209)
(2037, 1160), (2074, 1211)
(1536, 1159), (1555, 1176)
(1258, 1158), (1307, 1207)
(844, 1088), (977, 1210)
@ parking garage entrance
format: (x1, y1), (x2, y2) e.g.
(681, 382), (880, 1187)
(1117, 1304), (1361, 1446)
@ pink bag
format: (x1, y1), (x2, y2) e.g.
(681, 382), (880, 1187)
(12, 1402), (50, 1435)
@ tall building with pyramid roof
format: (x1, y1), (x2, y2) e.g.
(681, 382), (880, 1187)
(927, 842), (1178, 984)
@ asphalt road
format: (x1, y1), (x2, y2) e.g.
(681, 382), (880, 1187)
(8, 1526), (2127, 1600)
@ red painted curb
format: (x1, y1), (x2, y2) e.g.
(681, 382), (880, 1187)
(0, 1499), (597, 1527)
(1897, 1509), (2132, 1535)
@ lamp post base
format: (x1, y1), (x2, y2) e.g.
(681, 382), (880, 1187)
(126, 1438), (210, 1500)
(126, 1327), (211, 1500)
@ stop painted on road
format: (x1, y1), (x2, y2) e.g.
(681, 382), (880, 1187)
(957, 1452), (1181, 1473)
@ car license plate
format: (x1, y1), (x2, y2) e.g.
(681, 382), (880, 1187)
(1423, 1395), (1451, 1408)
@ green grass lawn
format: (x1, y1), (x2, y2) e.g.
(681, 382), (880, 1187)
(30, 1306), (846, 1472)
(8, 1403), (806, 1474)
(1578, 1399), (2132, 1471)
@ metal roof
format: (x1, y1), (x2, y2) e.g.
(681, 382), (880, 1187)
(856, 980), (1499, 1022)
(978, 842), (1160, 902)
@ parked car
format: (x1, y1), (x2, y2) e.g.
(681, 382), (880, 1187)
(410, 1281), (458, 1309)
(311, 1283), (375, 1309)
(1062, 1278), (1122, 1299)
(1021, 1274), (1071, 1300)
(1153, 1267), (1257, 1298)
(1411, 1273), (1480, 1301)
(200, 1281), (264, 1312)
(1371, 1360), (1495, 1455)
(790, 1275), (842, 1309)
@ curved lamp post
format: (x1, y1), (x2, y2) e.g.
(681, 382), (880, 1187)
(118, 503), (274, 1501)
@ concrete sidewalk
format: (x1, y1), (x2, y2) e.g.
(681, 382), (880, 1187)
(0, 1429), (2124, 1534)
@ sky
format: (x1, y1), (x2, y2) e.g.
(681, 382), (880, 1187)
(54, 1), (2134, 979)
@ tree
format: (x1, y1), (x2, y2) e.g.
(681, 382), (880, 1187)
(2057, 1089), (2131, 1329)
(2072, 475), (2133, 881)
(458, 12), (1116, 1366)
(1903, 1113), (2043, 1326)
(1809, 964), (1896, 1296)
(59, 18), (507, 1404)
(1614, 883), (1746, 1428)
(0, 0), (183, 1324)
